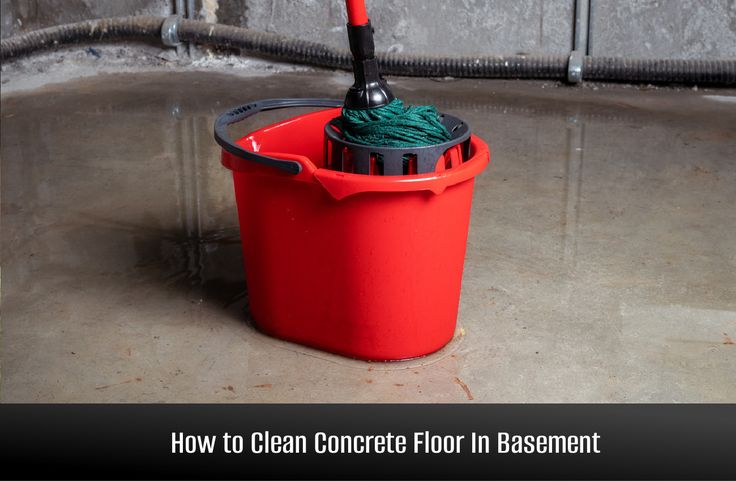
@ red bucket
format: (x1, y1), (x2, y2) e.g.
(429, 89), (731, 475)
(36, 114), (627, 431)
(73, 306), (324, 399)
(214, 99), (490, 360)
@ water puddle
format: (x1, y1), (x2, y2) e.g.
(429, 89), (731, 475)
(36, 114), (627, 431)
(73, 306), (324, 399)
(2, 71), (735, 401)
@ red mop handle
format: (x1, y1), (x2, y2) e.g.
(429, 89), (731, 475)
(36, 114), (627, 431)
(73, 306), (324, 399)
(343, 0), (394, 108)
(345, 0), (369, 26)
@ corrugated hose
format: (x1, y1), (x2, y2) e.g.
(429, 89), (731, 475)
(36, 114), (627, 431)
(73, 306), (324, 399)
(1, 16), (734, 85)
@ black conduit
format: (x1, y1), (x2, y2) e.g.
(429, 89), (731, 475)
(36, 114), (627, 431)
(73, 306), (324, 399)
(1, 16), (735, 85)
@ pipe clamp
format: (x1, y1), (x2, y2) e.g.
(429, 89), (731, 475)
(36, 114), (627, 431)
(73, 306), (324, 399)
(567, 50), (584, 84)
(161, 15), (181, 47)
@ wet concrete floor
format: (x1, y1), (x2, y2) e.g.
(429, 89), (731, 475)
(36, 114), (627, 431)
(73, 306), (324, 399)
(1, 71), (735, 402)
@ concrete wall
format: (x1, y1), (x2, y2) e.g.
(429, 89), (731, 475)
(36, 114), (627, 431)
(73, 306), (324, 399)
(590, 0), (736, 59)
(1, 0), (171, 37)
(240, 0), (574, 56)
(1, 0), (735, 59)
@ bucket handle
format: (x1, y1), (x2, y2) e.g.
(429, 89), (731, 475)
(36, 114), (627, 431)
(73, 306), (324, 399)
(214, 98), (343, 175)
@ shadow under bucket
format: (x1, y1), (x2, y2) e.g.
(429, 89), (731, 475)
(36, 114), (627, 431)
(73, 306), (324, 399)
(214, 98), (490, 360)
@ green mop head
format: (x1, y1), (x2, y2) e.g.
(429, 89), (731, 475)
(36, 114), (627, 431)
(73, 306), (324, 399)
(340, 22), (451, 149)
(339, 99), (451, 148)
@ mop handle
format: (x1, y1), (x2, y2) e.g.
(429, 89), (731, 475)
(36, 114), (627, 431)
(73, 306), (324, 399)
(342, 0), (394, 109)
(345, 0), (369, 26)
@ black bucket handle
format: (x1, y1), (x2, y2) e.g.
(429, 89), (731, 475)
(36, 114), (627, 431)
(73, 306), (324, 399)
(213, 98), (343, 175)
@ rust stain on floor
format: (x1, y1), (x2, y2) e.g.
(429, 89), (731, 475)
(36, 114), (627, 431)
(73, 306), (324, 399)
(454, 377), (474, 400)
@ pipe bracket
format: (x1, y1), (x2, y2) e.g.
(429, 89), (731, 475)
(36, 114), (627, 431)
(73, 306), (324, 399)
(567, 50), (584, 84)
(161, 15), (182, 47)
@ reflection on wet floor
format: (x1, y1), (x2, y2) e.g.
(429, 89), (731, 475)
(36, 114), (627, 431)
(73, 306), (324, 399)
(1, 71), (735, 402)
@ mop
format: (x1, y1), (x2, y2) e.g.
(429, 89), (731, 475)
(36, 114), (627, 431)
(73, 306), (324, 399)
(212, 1), (490, 359)
(337, 0), (451, 148)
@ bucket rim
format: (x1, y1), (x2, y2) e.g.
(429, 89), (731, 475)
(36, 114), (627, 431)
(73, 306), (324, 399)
(218, 103), (490, 200)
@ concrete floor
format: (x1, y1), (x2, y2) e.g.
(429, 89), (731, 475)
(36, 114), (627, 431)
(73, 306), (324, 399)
(1, 71), (735, 402)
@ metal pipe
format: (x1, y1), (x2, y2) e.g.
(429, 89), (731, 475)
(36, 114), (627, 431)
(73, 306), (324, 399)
(569, 0), (591, 83)
(587, 0), (596, 56)
(174, 0), (185, 57)
(185, 0), (195, 57)
(573, 0), (590, 54)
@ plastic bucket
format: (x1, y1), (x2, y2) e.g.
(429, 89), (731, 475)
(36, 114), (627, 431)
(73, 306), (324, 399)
(214, 99), (490, 360)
